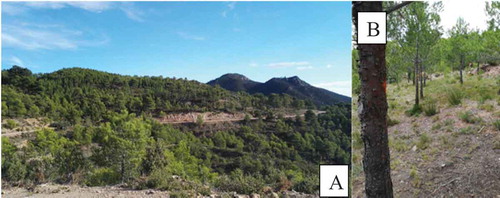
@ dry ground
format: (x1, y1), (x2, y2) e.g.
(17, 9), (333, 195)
(352, 66), (500, 197)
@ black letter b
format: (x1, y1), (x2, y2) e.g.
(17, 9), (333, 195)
(367, 22), (380, 37)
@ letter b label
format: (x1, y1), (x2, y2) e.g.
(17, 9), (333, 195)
(358, 12), (386, 44)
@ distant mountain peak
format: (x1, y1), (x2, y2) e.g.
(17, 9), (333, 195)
(207, 73), (259, 92)
(208, 73), (350, 106)
(220, 73), (251, 81)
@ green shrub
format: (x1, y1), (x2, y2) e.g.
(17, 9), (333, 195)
(3, 119), (18, 129)
(459, 111), (481, 124)
(405, 104), (422, 116)
(447, 87), (463, 106)
(86, 168), (121, 186)
(422, 101), (438, 116)
(170, 191), (192, 198)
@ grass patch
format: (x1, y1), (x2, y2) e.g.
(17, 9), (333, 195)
(388, 116), (400, 126)
(447, 86), (464, 106)
(459, 111), (481, 124)
(458, 126), (476, 135)
(422, 100), (439, 116)
(409, 166), (421, 187)
(416, 133), (431, 150)
(390, 137), (409, 152)
(493, 120), (500, 131)
(431, 123), (442, 131)
(478, 85), (494, 104)
(406, 104), (422, 117)
(478, 103), (494, 112)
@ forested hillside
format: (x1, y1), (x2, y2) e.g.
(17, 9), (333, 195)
(1, 66), (351, 196)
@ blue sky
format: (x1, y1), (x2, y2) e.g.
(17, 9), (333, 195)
(2, 2), (352, 96)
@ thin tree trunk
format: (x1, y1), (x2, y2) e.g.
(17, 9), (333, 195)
(415, 44), (420, 106)
(420, 63), (424, 98)
(353, 2), (393, 197)
(459, 55), (464, 84)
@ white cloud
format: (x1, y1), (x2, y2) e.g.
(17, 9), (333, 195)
(249, 63), (258, 67)
(66, 2), (114, 13)
(120, 3), (145, 22)
(2, 24), (108, 50)
(3, 2), (143, 22)
(221, 2), (236, 18)
(296, 66), (314, 70)
(268, 61), (310, 68)
(2, 3), (28, 15)
(314, 81), (352, 97)
(10, 56), (24, 66)
(177, 32), (206, 41)
(440, 0), (488, 35)
(326, 64), (333, 68)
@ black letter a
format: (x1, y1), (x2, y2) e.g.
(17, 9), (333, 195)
(367, 22), (380, 37)
(329, 175), (343, 190)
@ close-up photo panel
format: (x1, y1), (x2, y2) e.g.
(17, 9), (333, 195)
(0, 1), (498, 198)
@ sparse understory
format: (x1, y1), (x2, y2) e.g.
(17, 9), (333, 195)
(352, 66), (500, 197)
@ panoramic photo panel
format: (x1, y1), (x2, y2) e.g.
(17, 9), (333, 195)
(352, 1), (499, 197)
(1, 2), (352, 197)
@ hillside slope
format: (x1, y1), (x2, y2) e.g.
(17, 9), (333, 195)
(352, 67), (500, 197)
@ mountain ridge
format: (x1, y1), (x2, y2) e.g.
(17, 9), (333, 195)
(208, 73), (351, 106)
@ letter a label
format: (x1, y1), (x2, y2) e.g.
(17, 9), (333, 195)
(320, 165), (348, 197)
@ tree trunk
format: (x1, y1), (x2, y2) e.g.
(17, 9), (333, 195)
(415, 52), (419, 106)
(420, 63), (424, 98)
(353, 2), (394, 197)
(459, 55), (464, 84)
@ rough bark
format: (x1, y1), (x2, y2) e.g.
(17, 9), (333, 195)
(353, 2), (394, 197)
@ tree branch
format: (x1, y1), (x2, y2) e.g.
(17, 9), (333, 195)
(385, 1), (414, 14)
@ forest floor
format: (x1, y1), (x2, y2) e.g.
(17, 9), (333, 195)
(352, 66), (500, 197)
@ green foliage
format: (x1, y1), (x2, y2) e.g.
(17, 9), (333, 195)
(86, 168), (121, 186)
(1, 67), (307, 122)
(447, 87), (464, 106)
(406, 104), (422, 116)
(422, 100), (438, 116)
(3, 119), (18, 129)
(1, 66), (351, 194)
(196, 115), (204, 126)
(459, 111), (481, 124)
